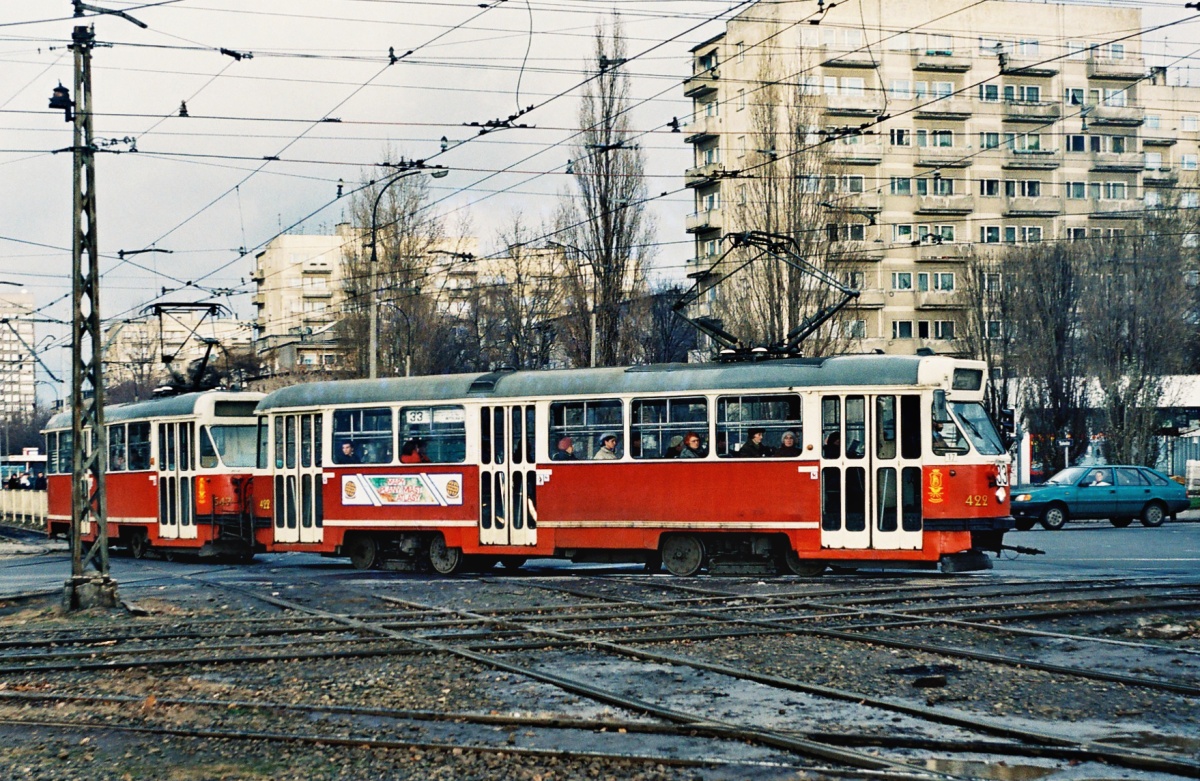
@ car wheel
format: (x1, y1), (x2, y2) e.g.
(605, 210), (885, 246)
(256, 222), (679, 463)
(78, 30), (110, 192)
(1040, 505), (1068, 531)
(1140, 502), (1166, 528)
(1014, 518), (1035, 531)
(1110, 517), (1133, 528)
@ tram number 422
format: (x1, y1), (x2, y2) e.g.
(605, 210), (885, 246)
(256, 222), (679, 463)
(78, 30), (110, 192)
(964, 495), (989, 507)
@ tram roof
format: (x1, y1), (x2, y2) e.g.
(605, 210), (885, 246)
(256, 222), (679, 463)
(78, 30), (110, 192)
(256, 354), (958, 411)
(45, 390), (262, 431)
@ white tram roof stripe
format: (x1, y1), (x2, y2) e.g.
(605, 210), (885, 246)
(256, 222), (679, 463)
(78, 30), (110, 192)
(45, 390), (263, 431)
(257, 355), (966, 412)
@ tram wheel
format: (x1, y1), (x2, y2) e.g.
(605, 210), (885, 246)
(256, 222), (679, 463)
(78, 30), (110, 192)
(428, 534), (465, 575)
(780, 548), (826, 577)
(661, 535), (705, 577)
(345, 533), (378, 570)
(644, 552), (662, 574)
(1013, 518), (1036, 531)
(128, 531), (149, 560)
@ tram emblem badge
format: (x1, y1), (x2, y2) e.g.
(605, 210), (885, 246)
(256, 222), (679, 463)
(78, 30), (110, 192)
(927, 468), (945, 504)
(341, 473), (464, 507)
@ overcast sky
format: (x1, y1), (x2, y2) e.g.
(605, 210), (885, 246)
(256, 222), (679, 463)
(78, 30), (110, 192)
(1, 0), (1195, 399)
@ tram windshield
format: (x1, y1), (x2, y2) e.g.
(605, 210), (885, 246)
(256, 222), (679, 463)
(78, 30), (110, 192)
(948, 402), (1006, 456)
(200, 424), (258, 467)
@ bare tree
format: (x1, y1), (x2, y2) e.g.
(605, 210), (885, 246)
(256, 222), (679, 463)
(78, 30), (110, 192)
(705, 44), (866, 355)
(960, 249), (1016, 416)
(341, 160), (450, 377)
(634, 282), (696, 364)
(556, 16), (654, 367)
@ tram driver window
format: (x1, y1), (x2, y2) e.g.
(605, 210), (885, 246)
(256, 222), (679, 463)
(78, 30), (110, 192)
(333, 408), (394, 464)
(717, 394), (802, 457)
(630, 397), (708, 459)
(108, 424), (127, 471)
(548, 399), (623, 460)
(127, 423), (151, 471)
(399, 406), (467, 463)
(930, 406), (970, 456)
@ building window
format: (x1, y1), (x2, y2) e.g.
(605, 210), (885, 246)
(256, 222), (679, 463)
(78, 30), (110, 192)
(890, 177), (912, 195)
(894, 224), (913, 242)
(980, 179), (1000, 196)
(918, 272), (954, 292)
(981, 226), (1001, 243)
(1064, 88), (1084, 106)
(987, 321), (1003, 339)
(1183, 154), (1198, 171)
(892, 321), (914, 339)
(1067, 227), (1087, 241)
(935, 320), (956, 340)
(889, 128), (911, 146)
(980, 132), (1000, 149)
(890, 80), (912, 100)
(892, 272), (913, 290)
(1066, 135), (1086, 153)
(1182, 116), (1198, 132)
(1065, 181), (1086, 199)
(979, 84), (999, 102)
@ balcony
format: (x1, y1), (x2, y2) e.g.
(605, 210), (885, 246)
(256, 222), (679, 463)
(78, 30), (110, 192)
(1001, 55), (1057, 77)
(822, 94), (885, 117)
(916, 194), (974, 215)
(820, 46), (878, 69)
(1144, 135), (1176, 147)
(1091, 151), (1145, 172)
(301, 288), (333, 299)
(827, 143), (883, 165)
(1002, 148), (1061, 170)
(685, 161), (723, 188)
(916, 146), (972, 168)
(301, 260), (333, 274)
(683, 69), (718, 98)
(253, 292), (265, 307)
(914, 99), (972, 120)
(1090, 199), (1142, 219)
(917, 243), (971, 261)
(840, 193), (883, 214)
(829, 243), (885, 262)
(850, 289), (886, 309)
(1143, 166), (1178, 185)
(1088, 104), (1145, 127)
(1003, 101), (1061, 123)
(683, 114), (721, 143)
(1087, 56), (1146, 81)
(912, 51), (972, 72)
(1003, 195), (1063, 216)
(916, 291), (963, 310)
(685, 209), (722, 234)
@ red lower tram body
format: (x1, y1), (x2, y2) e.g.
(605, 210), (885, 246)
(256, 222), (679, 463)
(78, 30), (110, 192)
(253, 458), (1010, 574)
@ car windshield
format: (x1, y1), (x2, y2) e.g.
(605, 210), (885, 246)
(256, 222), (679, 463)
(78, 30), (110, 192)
(201, 424), (258, 467)
(1046, 466), (1088, 485)
(948, 402), (1006, 455)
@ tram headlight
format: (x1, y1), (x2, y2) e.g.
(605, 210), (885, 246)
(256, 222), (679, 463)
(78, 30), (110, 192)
(1013, 493), (1031, 503)
(995, 488), (1007, 504)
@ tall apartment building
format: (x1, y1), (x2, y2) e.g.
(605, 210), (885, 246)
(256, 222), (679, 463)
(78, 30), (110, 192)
(252, 227), (355, 374)
(0, 288), (36, 419)
(684, 0), (1200, 354)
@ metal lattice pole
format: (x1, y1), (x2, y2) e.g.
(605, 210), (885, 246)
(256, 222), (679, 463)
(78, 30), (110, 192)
(64, 22), (117, 611)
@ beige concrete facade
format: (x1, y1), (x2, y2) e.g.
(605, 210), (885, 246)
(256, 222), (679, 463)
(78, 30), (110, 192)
(103, 311), (253, 388)
(685, 0), (1200, 355)
(0, 289), (36, 418)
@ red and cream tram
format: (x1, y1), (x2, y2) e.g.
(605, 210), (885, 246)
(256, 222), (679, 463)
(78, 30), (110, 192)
(44, 391), (264, 559)
(253, 354), (1013, 575)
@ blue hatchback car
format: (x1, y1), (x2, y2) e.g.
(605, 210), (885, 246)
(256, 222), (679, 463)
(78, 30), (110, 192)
(1011, 465), (1189, 530)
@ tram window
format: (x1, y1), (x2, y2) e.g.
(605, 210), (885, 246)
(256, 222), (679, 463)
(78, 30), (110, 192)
(630, 397), (707, 459)
(480, 408), (492, 466)
(285, 416), (297, 469)
(549, 399), (623, 460)
(399, 406), (466, 464)
(128, 423), (151, 471)
(164, 425), (176, 471)
(845, 396), (865, 460)
(526, 471), (537, 529)
(877, 467), (898, 531)
(214, 400), (259, 418)
(899, 396), (921, 459)
(821, 466), (841, 530)
(258, 419), (268, 470)
(332, 408), (393, 464)
(525, 406), (536, 465)
(717, 394), (801, 458)
(46, 433), (57, 474)
(511, 407), (524, 464)
(200, 425), (258, 469)
(274, 417), (285, 468)
(821, 397), (842, 458)
(179, 424), (192, 471)
(876, 397), (896, 460)
(108, 425), (127, 472)
(56, 432), (73, 474)
(845, 466), (867, 531)
(930, 404), (969, 455)
(300, 416), (312, 468)
(902, 467), (922, 531)
(493, 407), (506, 465)
(480, 474), (492, 529)
(314, 415), (323, 468)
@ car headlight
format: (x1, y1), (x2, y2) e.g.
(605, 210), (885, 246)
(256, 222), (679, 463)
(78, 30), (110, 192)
(1013, 493), (1032, 502)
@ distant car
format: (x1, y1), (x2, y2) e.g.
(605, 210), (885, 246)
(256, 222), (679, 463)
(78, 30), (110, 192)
(1011, 465), (1189, 531)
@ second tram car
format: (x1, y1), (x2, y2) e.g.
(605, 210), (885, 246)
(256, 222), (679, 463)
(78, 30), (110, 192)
(44, 390), (264, 559)
(252, 354), (1013, 575)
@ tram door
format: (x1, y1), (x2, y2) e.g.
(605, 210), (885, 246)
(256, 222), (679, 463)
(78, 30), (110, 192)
(478, 405), (538, 547)
(819, 394), (923, 550)
(157, 421), (197, 541)
(273, 413), (324, 544)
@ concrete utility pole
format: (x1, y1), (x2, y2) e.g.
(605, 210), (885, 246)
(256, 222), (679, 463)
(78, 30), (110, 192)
(57, 1), (146, 610)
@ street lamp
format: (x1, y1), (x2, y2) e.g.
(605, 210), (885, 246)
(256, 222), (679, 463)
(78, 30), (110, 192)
(381, 298), (416, 377)
(367, 166), (448, 379)
(545, 240), (598, 368)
